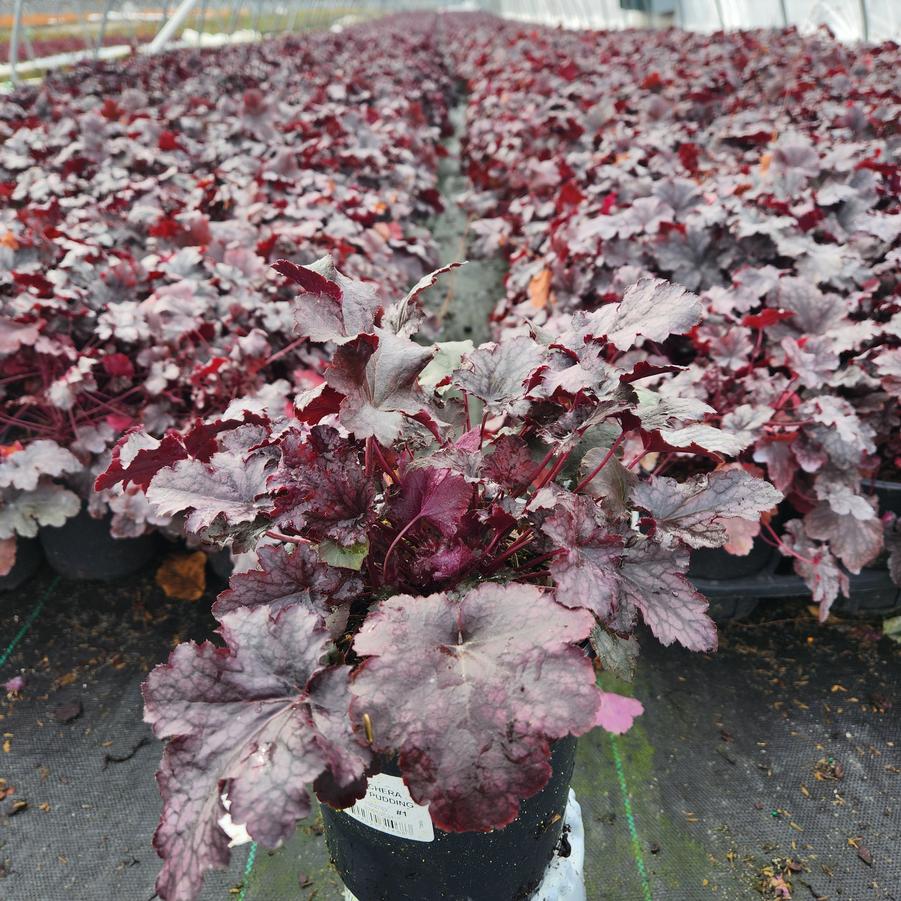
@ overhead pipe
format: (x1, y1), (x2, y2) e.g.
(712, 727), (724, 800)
(147, 0), (201, 52)
(9, 0), (24, 84)
(94, 0), (115, 61)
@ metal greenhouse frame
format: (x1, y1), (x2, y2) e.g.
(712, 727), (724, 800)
(2, 0), (896, 87)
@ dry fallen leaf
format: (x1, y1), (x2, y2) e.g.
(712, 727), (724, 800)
(155, 552), (207, 602)
(528, 268), (552, 310)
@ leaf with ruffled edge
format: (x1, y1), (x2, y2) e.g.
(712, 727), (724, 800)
(632, 469), (782, 549)
(144, 604), (369, 901)
(146, 451), (274, 538)
(0, 440), (81, 491)
(0, 484), (81, 539)
(275, 256), (382, 344)
(542, 495), (624, 618)
(213, 543), (362, 633)
(350, 583), (602, 832)
(382, 262), (464, 338)
(453, 336), (546, 416)
(617, 540), (717, 652)
(578, 278), (701, 351)
(780, 520), (849, 618)
(326, 331), (435, 444)
(269, 426), (373, 545)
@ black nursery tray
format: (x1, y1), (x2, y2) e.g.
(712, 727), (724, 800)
(694, 564), (901, 616)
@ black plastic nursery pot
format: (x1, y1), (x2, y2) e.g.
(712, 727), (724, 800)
(322, 736), (577, 901)
(0, 537), (42, 592)
(866, 478), (901, 516)
(39, 507), (158, 581)
(207, 547), (234, 582)
(687, 537), (776, 582)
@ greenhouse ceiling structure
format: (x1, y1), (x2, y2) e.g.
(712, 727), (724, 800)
(3, 0), (899, 86)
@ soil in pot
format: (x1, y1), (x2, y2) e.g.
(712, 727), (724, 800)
(322, 736), (578, 901)
(39, 507), (158, 581)
(0, 538), (42, 592)
(688, 537), (776, 581)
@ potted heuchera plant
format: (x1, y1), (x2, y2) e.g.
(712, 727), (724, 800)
(100, 259), (780, 901)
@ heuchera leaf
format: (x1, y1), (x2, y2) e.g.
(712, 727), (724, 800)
(589, 627), (639, 683)
(326, 332), (435, 443)
(804, 502), (883, 573)
(482, 435), (542, 493)
(632, 470), (782, 549)
(318, 539), (370, 571)
(542, 495), (624, 618)
(275, 256), (382, 344)
(582, 278), (701, 351)
(0, 440), (81, 491)
(0, 484), (81, 538)
(780, 520), (849, 618)
(213, 543), (362, 621)
(382, 262), (464, 338)
(453, 336), (546, 415)
(595, 692), (644, 734)
(97, 416), (269, 493)
(389, 466), (472, 538)
(350, 583), (601, 832)
(146, 451), (274, 537)
(617, 541), (717, 652)
(269, 427), (373, 545)
(144, 604), (370, 901)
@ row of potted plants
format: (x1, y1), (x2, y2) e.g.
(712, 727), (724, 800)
(445, 15), (900, 616)
(0, 11), (893, 899)
(0, 21), (455, 582)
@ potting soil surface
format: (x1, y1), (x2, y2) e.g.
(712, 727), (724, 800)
(0, 565), (898, 901)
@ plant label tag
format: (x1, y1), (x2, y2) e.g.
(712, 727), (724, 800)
(341, 773), (434, 842)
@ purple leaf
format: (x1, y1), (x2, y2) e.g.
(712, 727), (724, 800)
(146, 451), (274, 537)
(618, 541), (717, 652)
(326, 332), (435, 444)
(804, 502), (883, 574)
(382, 262), (464, 338)
(780, 520), (849, 618)
(389, 466), (472, 538)
(632, 469), (782, 549)
(582, 278), (702, 351)
(145, 604), (369, 901)
(273, 258), (342, 302)
(213, 542), (362, 625)
(269, 427), (374, 545)
(275, 256), (382, 344)
(350, 583), (601, 832)
(752, 440), (798, 494)
(453, 336), (546, 415)
(482, 435), (542, 493)
(595, 692), (644, 734)
(542, 495), (624, 619)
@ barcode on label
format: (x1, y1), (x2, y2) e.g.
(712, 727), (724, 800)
(348, 806), (416, 837)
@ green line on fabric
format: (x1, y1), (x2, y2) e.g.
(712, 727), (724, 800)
(237, 842), (257, 901)
(609, 732), (653, 901)
(0, 576), (60, 670)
